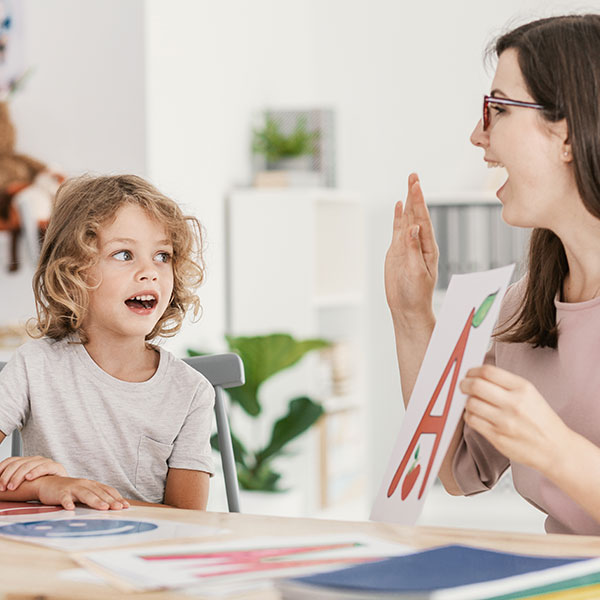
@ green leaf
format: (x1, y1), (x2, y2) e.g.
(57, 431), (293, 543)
(256, 396), (324, 465)
(472, 289), (499, 328)
(210, 432), (249, 469)
(238, 463), (283, 492)
(224, 333), (329, 416)
(415, 445), (420, 460)
(252, 115), (319, 161)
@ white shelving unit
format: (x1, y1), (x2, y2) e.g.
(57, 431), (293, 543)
(226, 188), (367, 516)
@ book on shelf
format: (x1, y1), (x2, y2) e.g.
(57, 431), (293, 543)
(276, 544), (600, 599)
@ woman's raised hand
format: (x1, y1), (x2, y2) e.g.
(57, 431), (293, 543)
(385, 173), (439, 326)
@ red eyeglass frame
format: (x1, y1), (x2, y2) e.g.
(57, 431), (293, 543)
(483, 95), (545, 130)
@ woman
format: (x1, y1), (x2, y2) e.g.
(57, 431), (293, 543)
(385, 15), (600, 535)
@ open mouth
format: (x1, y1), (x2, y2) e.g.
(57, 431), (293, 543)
(124, 294), (158, 312)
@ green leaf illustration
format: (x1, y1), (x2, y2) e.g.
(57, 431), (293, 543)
(472, 289), (499, 328)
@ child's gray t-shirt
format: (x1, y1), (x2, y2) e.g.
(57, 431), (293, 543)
(0, 337), (215, 503)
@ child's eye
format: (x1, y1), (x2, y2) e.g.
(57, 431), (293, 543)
(113, 250), (132, 261)
(490, 105), (506, 116)
(155, 252), (172, 263)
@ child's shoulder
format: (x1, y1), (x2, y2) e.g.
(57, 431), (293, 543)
(155, 346), (213, 393)
(12, 336), (75, 365)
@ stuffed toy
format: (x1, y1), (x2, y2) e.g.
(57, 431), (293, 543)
(0, 101), (62, 271)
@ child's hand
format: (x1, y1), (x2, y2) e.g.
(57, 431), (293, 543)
(36, 476), (130, 511)
(0, 455), (68, 492)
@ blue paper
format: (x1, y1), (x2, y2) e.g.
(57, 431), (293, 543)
(287, 545), (587, 594)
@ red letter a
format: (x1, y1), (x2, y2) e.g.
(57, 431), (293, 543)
(387, 308), (474, 500)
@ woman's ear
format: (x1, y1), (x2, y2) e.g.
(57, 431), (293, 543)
(552, 118), (573, 163)
(561, 141), (573, 163)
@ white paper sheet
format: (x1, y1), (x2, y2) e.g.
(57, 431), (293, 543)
(0, 503), (224, 551)
(77, 534), (411, 592)
(371, 265), (515, 525)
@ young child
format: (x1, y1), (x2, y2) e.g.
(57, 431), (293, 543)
(0, 174), (214, 510)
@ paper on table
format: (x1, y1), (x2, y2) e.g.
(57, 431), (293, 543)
(76, 534), (411, 592)
(0, 505), (225, 551)
(276, 544), (600, 600)
(0, 501), (100, 522)
(371, 265), (514, 525)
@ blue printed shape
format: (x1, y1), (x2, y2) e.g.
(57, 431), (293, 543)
(0, 519), (157, 538)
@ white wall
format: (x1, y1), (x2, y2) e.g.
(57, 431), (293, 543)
(13, 0), (147, 175)
(0, 0), (146, 333)
(144, 0), (600, 499)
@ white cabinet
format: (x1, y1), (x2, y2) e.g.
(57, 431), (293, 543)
(227, 188), (365, 337)
(226, 188), (367, 516)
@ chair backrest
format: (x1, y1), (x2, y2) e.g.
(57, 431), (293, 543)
(0, 352), (244, 513)
(183, 353), (244, 513)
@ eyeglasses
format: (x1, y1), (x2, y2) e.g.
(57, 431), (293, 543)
(483, 95), (545, 131)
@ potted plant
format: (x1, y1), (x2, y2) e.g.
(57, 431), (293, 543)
(188, 333), (329, 496)
(252, 115), (319, 170)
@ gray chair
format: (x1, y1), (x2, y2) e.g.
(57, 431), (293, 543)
(0, 352), (244, 513)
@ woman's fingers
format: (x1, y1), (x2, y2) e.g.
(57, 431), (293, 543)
(464, 394), (503, 426)
(466, 364), (528, 391)
(400, 173), (419, 238)
(460, 375), (508, 407)
(409, 180), (437, 259)
(463, 409), (498, 440)
(391, 200), (403, 242)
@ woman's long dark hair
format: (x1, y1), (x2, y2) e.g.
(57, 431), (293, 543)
(493, 15), (600, 348)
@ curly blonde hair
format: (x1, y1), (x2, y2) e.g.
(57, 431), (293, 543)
(31, 174), (205, 343)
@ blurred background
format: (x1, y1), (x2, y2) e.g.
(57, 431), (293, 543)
(1, 0), (592, 532)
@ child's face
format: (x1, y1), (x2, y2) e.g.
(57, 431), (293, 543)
(83, 204), (174, 342)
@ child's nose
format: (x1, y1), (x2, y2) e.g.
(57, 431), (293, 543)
(136, 259), (158, 281)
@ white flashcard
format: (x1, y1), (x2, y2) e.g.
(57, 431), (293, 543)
(77, 534), (411, 592)
(370, 265), (515, 525)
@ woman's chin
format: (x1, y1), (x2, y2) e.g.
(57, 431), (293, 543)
(500, 205), (535, 230)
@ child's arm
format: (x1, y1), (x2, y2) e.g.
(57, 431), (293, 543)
(0, 430), (69, 491)
(122, 469), (209, 510)
(0, 474), (129, 510)
(163, 468), (209, 510)
(0, 455), (68, 491)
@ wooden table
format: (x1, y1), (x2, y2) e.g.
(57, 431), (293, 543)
(2, 505), (600, 599)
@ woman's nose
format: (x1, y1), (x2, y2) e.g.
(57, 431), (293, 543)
(470, 118), (488, 148)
